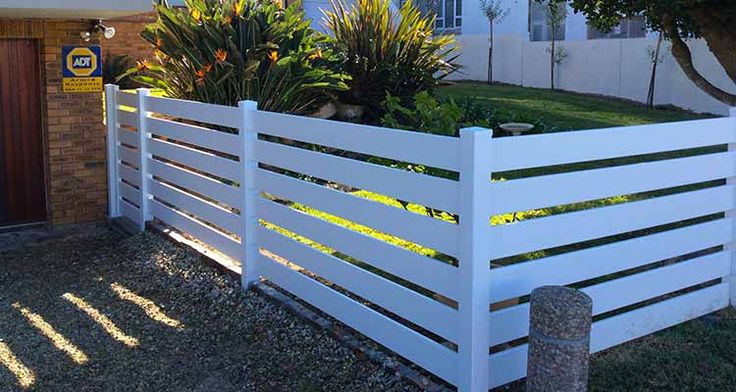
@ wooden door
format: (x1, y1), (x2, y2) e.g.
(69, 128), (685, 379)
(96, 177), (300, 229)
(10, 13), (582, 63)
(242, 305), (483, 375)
(0, 39), (47, 226)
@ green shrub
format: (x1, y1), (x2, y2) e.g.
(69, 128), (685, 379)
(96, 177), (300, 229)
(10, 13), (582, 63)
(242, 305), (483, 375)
(104, 53), (141, 90)
(121, 0), (348, 114)
(323, 0), (459, 122)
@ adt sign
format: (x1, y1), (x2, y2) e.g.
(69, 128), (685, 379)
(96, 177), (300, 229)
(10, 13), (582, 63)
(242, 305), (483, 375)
(62, 46), (103, 92)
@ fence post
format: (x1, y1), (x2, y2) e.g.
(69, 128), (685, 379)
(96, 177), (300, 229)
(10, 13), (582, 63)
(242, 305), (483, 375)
(105, 84), (121, 219)
(240, 100), (260, 289)
(458, 127), (493, 392)
(136, 88), (152, 231)
(729, 107), (736, 306)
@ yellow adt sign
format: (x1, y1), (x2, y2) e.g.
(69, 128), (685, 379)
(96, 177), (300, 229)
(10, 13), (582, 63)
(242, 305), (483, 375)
(62, 46), (103, 93)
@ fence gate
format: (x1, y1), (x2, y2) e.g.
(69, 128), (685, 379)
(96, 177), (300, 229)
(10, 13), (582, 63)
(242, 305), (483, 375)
(106, 85), (736, 392)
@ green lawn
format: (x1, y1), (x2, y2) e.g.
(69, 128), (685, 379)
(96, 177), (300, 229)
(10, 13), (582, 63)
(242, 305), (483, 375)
(438, 82), (712, 130)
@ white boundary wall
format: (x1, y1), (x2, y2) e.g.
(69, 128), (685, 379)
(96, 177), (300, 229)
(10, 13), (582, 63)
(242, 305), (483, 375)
(449, 34), (735, 116)
(106, 85), (736, 391)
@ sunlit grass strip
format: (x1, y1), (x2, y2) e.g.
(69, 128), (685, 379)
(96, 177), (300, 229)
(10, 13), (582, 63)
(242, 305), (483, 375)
(0, 341), (35, 389)
(62, 293), (139, 347)
(110, 283), (183, 329)
(12, 303), (89, 365)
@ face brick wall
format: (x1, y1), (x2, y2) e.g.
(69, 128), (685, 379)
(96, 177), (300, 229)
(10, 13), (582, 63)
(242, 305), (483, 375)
(0, 19), (107, 225)
(104, 12), (156, 63)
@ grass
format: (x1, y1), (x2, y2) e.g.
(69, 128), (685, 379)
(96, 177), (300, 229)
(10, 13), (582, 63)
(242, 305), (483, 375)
(438, 82), (712, 130)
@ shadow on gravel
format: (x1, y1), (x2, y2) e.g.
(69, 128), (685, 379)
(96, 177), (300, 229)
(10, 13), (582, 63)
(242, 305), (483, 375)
(0, 229), (414, 392)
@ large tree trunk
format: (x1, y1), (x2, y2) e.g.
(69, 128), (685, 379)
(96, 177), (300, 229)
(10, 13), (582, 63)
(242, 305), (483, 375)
(686, 6), (736, 85)
(661, 14), (736, 106)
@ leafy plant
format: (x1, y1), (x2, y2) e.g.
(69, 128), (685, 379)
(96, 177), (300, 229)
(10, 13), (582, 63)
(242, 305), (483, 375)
(103, 53), (140, 90)
(121, 0), (349, 114)
(323, 0), (459, 122)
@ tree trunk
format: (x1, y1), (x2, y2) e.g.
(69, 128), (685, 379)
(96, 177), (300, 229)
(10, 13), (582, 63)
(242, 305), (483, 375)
(550, 35), (556, 90)
(686, 6), (736, 85)
(488, 21), (494, 84)
(647, 34), (663, 108)
(661, 14), (736, 106)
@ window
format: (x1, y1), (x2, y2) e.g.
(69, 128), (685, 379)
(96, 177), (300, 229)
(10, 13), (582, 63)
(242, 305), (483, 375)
(588, 16), (646, 39)
(434, 0), (462, 32)
(529, 0), (566, 42)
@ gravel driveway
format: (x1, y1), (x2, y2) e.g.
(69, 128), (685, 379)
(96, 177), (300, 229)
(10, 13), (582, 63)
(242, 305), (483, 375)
(0, 229), (417, 392)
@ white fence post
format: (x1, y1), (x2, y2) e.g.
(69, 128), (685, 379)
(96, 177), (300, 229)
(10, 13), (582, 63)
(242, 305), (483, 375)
(729, 107), (736, 306)
(105, 84), (121, 218)
(240, 100), (260, 288)
(457, 127), (493, 392)
(136, 88), (152, 231)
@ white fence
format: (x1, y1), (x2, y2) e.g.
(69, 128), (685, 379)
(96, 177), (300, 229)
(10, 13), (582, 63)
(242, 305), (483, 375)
(105, 85), (736, 391)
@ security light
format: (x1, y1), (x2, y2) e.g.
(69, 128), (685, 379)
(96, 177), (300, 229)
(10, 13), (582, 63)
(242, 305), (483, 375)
(87, 20), (116, 40)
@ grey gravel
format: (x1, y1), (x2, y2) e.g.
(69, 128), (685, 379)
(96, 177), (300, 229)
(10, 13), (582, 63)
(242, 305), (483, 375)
(0, 229), (419, 392)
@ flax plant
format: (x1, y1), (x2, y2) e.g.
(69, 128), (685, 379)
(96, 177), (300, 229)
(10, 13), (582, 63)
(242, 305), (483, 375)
(122, 0), (348, 114)
(323, 0), (459, 122)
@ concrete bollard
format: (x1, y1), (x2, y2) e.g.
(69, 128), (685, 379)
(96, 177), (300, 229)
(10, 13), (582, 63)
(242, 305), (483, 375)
(527, 286), (593, 392)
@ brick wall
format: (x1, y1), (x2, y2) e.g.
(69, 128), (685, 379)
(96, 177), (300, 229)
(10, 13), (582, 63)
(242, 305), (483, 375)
(104, 12), (156, 63)
(0, 19), (107, 225)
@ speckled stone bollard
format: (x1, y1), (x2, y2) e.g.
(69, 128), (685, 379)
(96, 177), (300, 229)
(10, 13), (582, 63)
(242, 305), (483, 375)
(527, 286), (593, 392)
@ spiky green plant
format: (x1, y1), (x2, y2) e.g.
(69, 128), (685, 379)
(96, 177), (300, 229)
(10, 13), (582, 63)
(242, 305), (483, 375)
(323, 0), (459, 122)
(120, 0), (348, 114)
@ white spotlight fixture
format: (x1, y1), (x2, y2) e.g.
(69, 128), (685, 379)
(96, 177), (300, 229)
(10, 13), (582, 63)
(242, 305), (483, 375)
(87, 19), (116, 40)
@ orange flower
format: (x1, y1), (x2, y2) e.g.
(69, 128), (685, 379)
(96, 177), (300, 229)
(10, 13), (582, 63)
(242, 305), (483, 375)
(309, 49), (323, 61)
(267, 50), (279, 63)
(224, 15), (233, 24)
(190, 8), (202, 22)
(155, 37), (164, 49)
(215, 48), (228, 64)
(136, 59), (150, 71)
(195, 63), (213, 85)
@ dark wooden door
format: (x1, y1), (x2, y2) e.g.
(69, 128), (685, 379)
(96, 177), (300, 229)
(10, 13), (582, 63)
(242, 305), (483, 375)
(0, 39), (47, 226)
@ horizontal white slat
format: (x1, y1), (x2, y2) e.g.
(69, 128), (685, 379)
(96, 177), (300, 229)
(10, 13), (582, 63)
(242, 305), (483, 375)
(149, 179), (242, 236)
(147, 117), (242, 156)
(488, 284), (729, 388)
(257, 197), (458, 300)
(255, 140), (460, 213)
(151, 199), (242, 261)
(117, 127), (138, 146)
(119, 180), (141, 207)
(490, 218), (732, 302)
(117, 145), (139, 166)
(117, 109), (137, 128)
(491, 152), (735, 214)
(259, 227), (457, 340)
(590, 283), (729, 352)
(115, 91), (137, 108)
(254, 110), (461, 171)
(144, 95), (241, 129)
(149, 159), (242, 209)
(120, 198), (140, 225)
(489, 185), (734, 259)
(489, 251), (730, 345)
(258, 253), (458, 384)
(149, 138), (242, 182)
(489, 117), (736, 172)
(256, 169), (459, 256)
(118, 163), (140, 187)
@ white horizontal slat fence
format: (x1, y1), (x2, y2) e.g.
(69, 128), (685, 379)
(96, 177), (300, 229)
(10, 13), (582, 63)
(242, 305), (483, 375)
(105, 84), (736, 392)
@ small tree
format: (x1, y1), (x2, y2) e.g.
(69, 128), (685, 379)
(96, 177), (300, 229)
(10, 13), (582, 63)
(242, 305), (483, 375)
(479, 0), (510, 84)
(646, 34), (665, 108)
(540, 0), (567, 90)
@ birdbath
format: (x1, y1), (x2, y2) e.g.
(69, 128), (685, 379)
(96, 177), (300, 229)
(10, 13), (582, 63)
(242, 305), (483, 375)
(499, 122), (535, 136)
